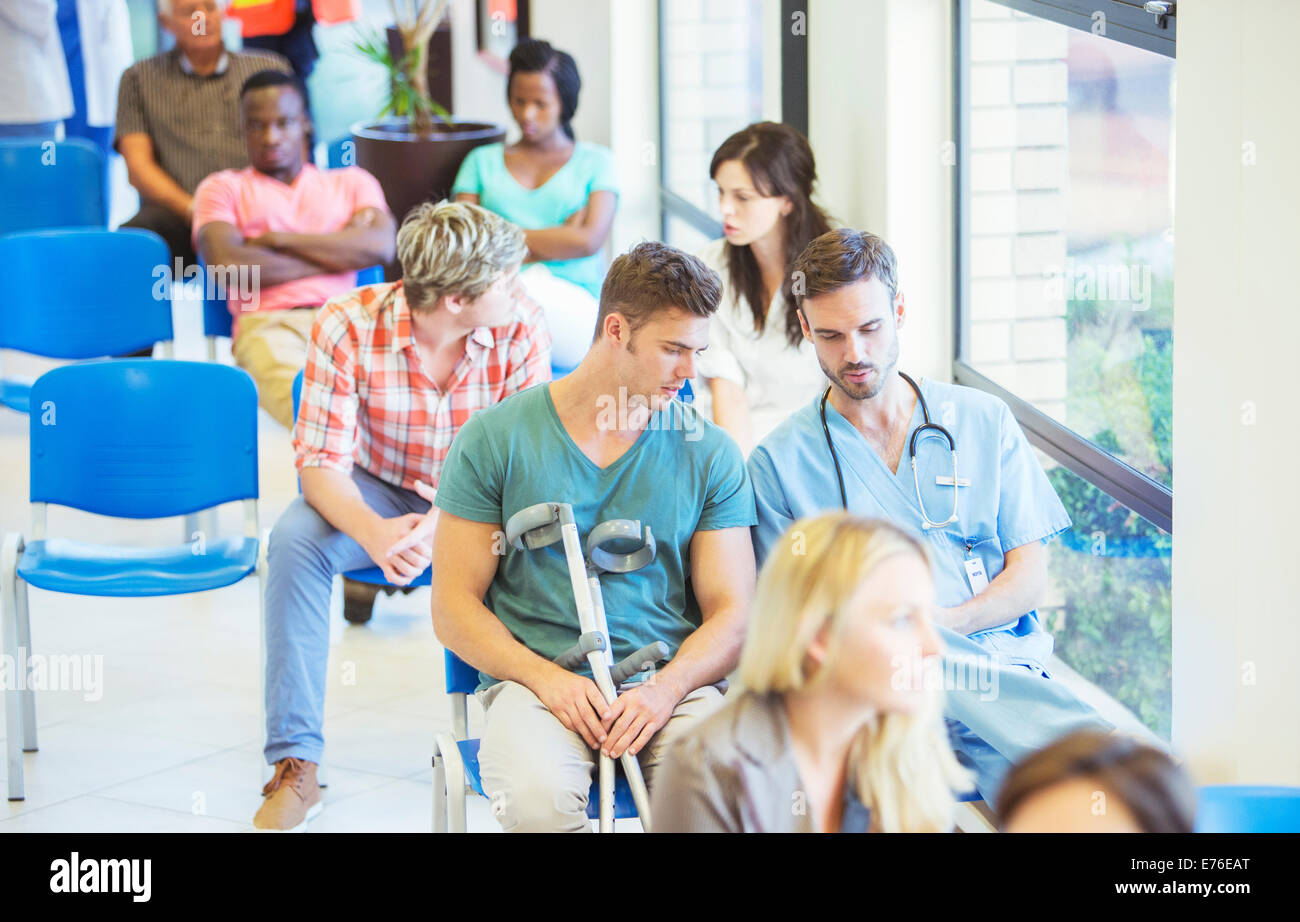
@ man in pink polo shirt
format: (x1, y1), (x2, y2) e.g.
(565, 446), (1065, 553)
(193, 69), (396, 427)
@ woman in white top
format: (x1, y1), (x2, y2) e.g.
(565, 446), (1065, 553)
(694, 122), (835, 452)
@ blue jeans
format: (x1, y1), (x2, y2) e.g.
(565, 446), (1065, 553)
(263, 467), (430, 764)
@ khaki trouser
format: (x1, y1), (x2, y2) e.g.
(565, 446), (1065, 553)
(231, 307), (318, 429)
(476, 679), (725, 833)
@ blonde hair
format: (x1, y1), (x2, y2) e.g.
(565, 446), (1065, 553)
(396, 200), (527, 311)
(739, 513), (973, 832)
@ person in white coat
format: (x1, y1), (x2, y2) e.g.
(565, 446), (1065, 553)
(56, 0), (135, 202)
(0, 0), (74, 138)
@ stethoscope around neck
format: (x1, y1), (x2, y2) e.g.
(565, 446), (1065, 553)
(819, 370), (960, 530)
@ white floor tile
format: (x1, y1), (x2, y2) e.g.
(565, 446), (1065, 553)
(0, 794), (247, 833)
(94, 747), (396, 825)
(0, 722), (221, 818)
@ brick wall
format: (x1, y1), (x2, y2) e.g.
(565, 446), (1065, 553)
(968, 0), (1069, 422)
(662, 0), (765, 225)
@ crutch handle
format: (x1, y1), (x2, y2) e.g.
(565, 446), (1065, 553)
(554, 631), (606, 671)
(610, 641), (670, 686)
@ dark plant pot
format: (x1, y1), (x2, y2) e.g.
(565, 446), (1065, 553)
(351, 118), (506, 276)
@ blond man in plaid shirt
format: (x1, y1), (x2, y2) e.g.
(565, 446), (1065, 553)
(255, 201), (551, 831)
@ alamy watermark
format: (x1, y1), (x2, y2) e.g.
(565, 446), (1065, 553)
(0, 649), (103, 702)
(891, 647), (1000, 702)
(50, 852), (150, 902)
(595, 387), (704, 442)
(1043, 259), (1152, 312)
(151, 259), (262, 310)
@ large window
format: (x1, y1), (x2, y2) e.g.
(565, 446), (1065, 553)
(658, 0), (805, 247)
(956, 0), (1176, 736)
(661, 0), (765, 230)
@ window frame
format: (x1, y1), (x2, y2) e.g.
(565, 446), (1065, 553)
(952, 0), (1175, 534)
(656, 0), (809, 242)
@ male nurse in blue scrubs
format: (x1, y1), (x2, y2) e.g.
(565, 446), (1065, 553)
(748, 229), (1113, 803)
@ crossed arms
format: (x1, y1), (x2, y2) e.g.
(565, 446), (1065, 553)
(196, 207), (396, 288)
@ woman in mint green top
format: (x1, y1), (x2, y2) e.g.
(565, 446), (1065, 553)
(454, 39), (618, 369)
(453, 139), (618, 296)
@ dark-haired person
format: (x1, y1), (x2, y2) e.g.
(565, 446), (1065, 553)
(999, 730), (1196, 833)
(747, 228), (1113, 805)
(695, 122), (835, 453)
(453, 37), (618, 372)
(115, 0), (292, 265)
(194, 70), (395, 428)
(430, 242), (756, 833)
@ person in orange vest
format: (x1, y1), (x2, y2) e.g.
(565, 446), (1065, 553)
(228, 0), (358, 116)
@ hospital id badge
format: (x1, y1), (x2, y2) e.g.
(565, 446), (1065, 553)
(963, 556), (990, 594)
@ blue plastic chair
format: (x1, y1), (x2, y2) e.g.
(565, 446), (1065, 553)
(1195, 785), (1300, 833)
(0, 360), (265, 801)
(324, 136), (356, 169)
(203, 264), (385, 360)
(432, 649), (638, 832)
(0, 229), (175, 413)
(0, 139), (106, 236)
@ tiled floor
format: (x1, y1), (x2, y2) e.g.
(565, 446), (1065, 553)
(0, 290), (518, 833)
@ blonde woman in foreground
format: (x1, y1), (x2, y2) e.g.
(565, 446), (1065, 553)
(651, 513), (971, 832)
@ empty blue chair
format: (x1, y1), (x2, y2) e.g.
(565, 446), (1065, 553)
(1196, 785), (1300, 833)
(1, 360), (265, 800)
(0, 229), (175, 413)
(432, 649), (638, 832)
(0, 139), (106, 236)
(203, 263), (386, 360)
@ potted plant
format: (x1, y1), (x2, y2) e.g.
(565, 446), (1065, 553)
(351, 0), (505, 232)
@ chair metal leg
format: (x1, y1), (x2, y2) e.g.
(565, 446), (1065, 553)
(200, 509), (219, 542)
(14, 574), (35, 752)
(434, 732), (466, 833)
(451, 693), (468, 742)
(183, 513), (201, 546)
(432, 751), (447, 833)
(2, 532), (26, 800)
(257, 532), (271, 787)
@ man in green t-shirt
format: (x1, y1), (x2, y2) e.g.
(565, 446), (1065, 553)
(430, 241), (757, 832)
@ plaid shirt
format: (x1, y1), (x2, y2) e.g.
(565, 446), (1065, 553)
(294, 281), (552, 491)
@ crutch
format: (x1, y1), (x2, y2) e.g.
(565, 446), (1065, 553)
(505, 502), (666, 832)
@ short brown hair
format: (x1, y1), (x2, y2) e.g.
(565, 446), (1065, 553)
(594, 241), (722, 342)
(997, 730), (1196, 833)
(791, 228), (899, 309)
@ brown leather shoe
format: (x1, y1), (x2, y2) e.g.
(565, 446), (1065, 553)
(253, 757), (323, 832)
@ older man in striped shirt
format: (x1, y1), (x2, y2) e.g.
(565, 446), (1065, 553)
(256, 201), (552, 832)
(115, 0), (290, 265)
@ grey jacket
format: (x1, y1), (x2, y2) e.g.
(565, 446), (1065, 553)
(650, 690), (871, 833)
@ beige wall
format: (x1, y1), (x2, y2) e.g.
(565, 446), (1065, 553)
(1172, 1), (1300, 785)
(809, 0), (955, 384)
